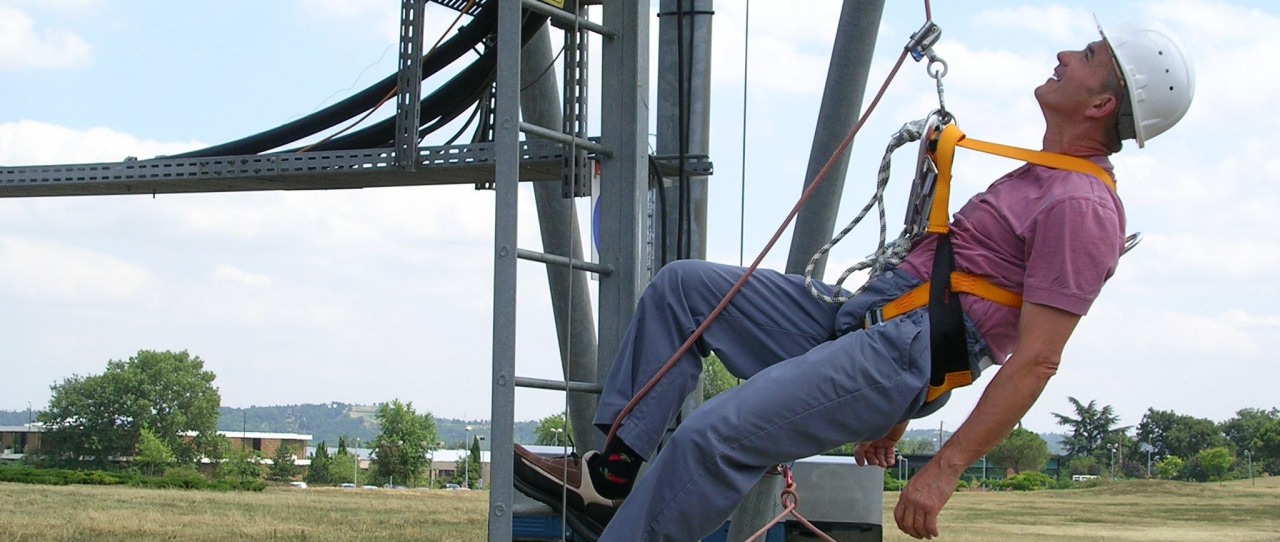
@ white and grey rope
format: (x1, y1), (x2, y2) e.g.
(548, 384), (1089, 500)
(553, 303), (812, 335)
(803, 118), (929, 304)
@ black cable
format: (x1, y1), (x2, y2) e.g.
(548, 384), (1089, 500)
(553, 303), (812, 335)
(172, 2), (499, 158)
(649, 155), (670, 265)
(676, 0), (688, 260)
(283, 12), (548, 152)
(521, 44), (565, 93)
(443, 89), (486, 145)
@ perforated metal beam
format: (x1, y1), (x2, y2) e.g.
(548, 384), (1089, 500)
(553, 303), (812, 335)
(0, 141), (563, 198)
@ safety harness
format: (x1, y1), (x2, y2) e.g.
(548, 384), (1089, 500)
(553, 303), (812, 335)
(876, 121), (1117, 402)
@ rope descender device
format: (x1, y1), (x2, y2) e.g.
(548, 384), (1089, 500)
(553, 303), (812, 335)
(906, 20), (951, 123)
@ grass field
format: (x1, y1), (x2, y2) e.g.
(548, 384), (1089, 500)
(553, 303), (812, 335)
(881, 477), (1280, 541)
(2, 477), (1278, 541)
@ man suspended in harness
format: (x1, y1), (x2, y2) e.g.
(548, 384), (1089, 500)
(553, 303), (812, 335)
(513, 19), (1195, 541)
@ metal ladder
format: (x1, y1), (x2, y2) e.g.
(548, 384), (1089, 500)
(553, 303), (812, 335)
(488, 1), (650, 540)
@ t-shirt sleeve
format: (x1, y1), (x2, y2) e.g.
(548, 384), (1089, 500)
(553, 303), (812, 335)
(1021, 194), (1123, 315)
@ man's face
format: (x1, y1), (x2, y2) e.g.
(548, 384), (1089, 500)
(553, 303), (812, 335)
(1035, 40), (1120, 116)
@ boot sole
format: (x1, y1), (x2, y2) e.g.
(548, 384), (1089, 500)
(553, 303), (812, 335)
(513, 458), (611, 541)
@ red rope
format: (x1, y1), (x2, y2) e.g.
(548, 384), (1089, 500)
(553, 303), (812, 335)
(745, 465), (836, 542)
(604, 49), (911, 448)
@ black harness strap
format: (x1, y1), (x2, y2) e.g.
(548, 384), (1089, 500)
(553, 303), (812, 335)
(927, 233), (973, 401)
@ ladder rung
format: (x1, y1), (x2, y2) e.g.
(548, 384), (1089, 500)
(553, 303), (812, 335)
(521, 0), (615, 38)
(514, 376), (603, 394)
(518, 122), (610, 157)
(517, 248), (613, 275)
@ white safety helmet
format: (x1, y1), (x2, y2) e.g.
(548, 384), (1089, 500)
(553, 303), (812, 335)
(1095, 17), (1196, 148)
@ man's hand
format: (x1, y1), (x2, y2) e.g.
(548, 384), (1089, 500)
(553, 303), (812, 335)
(852, 437), (898, 467)
(893, 462), (959, 539)
(853, 421), (907, 467)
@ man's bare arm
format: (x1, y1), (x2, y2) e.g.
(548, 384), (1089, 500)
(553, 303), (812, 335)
(893, 301), (1082, 539)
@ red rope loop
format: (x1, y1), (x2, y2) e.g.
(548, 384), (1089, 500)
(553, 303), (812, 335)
(745, 466), (837, 542)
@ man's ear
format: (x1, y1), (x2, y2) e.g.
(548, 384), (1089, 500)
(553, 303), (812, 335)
(1085, 93), (1119, 120)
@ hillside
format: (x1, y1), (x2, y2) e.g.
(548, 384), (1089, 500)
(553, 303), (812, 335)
(212, 403), (537, 447)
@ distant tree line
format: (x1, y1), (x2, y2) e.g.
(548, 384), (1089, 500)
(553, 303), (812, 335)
(698, 356), (1279, 485)
(13, 350), (484, 490)
(15, 350), (1276, 491)
(1053, 396), (1278, 482)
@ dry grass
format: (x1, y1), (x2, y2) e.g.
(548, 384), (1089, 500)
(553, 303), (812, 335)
(3, 477), (1278, 541)
(0, 483), (489, 541)
(883, 476), (1280, 541)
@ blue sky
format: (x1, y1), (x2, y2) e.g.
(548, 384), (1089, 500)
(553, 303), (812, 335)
(2, 1), (1277, 435)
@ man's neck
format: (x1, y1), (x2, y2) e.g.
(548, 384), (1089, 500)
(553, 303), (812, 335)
(1041, 124), (1112, 158)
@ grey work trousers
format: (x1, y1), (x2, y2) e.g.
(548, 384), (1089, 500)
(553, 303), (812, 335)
(593, 260), (961, 541)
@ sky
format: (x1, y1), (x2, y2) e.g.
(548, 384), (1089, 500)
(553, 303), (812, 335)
(1, 0), (1277, 436)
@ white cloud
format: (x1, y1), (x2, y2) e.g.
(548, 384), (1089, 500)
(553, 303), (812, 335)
(209, 264), (272, 288)
(970, 5), (1096, 44)
(0, 235), (151, 303)
(0, 120), (204, 166)
(0, 6), (91, 70)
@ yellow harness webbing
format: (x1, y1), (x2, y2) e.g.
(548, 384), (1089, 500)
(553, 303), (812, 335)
(898, 123), (1117, 402)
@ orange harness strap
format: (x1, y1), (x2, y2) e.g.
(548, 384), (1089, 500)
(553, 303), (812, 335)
(877, 271), (1023, 323)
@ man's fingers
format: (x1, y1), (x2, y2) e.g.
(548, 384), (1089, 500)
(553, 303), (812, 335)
(926, 508), (940, 538)
(893, 496), (907, 533)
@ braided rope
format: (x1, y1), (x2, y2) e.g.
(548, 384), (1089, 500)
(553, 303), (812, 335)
(803, 118), (928, 304)
(744, 464), (837, 542)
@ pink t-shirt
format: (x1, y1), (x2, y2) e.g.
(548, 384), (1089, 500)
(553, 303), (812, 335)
(899, 158), (1126, 362)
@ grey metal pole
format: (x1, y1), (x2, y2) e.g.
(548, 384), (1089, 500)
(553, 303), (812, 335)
(784, 0), (886, 278)
(520, 23), (602, 454)
(656, 0), (714, 263)
(596, 0), (651, 394)
(490, 0), (523, 537)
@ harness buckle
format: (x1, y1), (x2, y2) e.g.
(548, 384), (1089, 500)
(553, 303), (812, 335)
(864, 306), (886, 328)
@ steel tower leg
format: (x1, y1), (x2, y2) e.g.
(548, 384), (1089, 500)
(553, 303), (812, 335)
(595, 0), (651, 397)
(784, 0), (886, 278)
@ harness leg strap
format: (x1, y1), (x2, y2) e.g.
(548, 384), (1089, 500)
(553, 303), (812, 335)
(926, 234), (974, 402)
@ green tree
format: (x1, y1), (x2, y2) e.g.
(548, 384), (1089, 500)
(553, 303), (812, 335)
(336, 436), (349, 457)
(897, 438), (936, 455)
(269, 444), (301, 482)
(702, 354), (739, 401)
(1155, 455), (1184, 480)
(134, 427), (176, 476)
(306, 441), (333, 485)
(331, 453), (362, 486)
(216, 447), (263, 481)
(467, 434), (483, 489)
(449, 435), (484, 489)
(1137, 408), (1226, 462)
(1066, 455), (1102, 476)
(371, 400), (437, 487)
(40, 350), (221, 468)
(533, 413), (573, 447)
(1220, 408), (1280, 475)
(1197, 447), (1234, 483)
(988, 427), (1050, 475)
(1052, 397), (1120, 460)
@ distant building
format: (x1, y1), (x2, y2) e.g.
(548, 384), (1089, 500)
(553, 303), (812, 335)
(429, 449), (491, 488)
(0, 424), (44, 460)
(200, 430), (312, 460)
